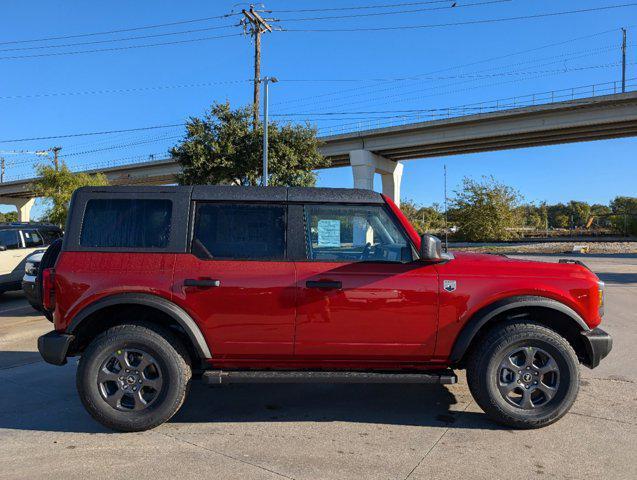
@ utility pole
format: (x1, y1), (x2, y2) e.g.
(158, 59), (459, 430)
(261, 76), (278, 186)
(0, 157), (4, 183)
(242, 5), (273, 130)
(621, 28), (627, 93)
(51, 146), (62, 171)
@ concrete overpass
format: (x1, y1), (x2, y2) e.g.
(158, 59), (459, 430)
(2, 91), (637, 220)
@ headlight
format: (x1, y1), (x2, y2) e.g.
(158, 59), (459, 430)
(25, 262), (39, 276)
(597, 281), (605, 317)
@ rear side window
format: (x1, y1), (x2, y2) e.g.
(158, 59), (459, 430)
(80, 199), (172, 248)
(0, 230), (20, 250)
(22, 229), (45, 248)
(192, 203), (286, 260)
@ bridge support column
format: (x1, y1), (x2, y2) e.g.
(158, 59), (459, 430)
(349, 149), (403, 206)
(0, 197), (35, 222)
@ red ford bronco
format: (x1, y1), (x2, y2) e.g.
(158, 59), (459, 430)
(37, 186), (611, 432)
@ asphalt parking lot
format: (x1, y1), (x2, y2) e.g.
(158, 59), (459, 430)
(0, 254), (635, 480)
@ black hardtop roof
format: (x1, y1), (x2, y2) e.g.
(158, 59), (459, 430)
(75, 185), (384, 204)
(0, 222), (61, 230)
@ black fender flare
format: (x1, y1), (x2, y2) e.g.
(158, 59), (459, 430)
(66, 293), (212, 359)
(449, 295), (589, 364)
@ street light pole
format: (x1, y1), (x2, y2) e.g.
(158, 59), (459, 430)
(261, 76), (278, 187)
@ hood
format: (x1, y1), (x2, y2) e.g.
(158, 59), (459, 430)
(448, 251), (599, 281)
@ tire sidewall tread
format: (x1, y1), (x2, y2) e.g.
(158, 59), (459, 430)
(467, 321), (580, 429)
(77, 322), (192, 432)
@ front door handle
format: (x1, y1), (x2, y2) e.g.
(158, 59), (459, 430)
(184, 279), (221, 288)
(306, 280), (342, 290)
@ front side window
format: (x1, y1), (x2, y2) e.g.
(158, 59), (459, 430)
(22, 229), (45, 248)
(304, 204), (413, 263)
(80, 199), (172, 248)
(192, 203), (286, 260)
(0, 230), (20, 250)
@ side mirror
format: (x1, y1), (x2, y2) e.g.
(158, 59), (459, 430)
(419, 234), (442, 261)
(0, 245), (6, 252)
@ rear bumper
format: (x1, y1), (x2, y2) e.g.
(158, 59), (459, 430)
(581, 328), (613, 369)
(37, 331), (74, 366)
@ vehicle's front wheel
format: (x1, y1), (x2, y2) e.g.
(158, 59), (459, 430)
(77, 322), (191, 432)
(467, 321), (579, 429)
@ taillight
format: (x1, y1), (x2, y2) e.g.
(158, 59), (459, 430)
(42, 268), (55, 310)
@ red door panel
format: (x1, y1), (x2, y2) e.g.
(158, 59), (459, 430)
(294, 261), (438, 361)
(172, 256), (296, 358)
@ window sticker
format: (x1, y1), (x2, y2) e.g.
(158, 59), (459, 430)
(317, 219), (341, 247)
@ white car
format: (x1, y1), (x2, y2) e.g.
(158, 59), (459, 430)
(0, 223), (63, 293)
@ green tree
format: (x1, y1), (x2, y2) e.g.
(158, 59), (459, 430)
(400, 200), (444, 234)
(566, 201), (591, 228)
(547, 203), (569, 229)
(610, 196), (637, 214)
(610, 196), (637, 235)
(0, 211), (18, 223)
(172, 102), (329, 186)
(516, 203), (547, 229)
(32, 163), (108, 226)
(450, 176), (523, 242)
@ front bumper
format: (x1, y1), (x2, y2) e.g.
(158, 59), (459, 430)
(581, 328), (613, 369)
(37, 331), (74, 366)
(22, 279), (42, 312)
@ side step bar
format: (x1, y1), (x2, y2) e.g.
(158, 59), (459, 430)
(203, 369), (457, 385)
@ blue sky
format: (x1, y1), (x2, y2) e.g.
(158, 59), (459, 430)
(0, 0), (636, 217)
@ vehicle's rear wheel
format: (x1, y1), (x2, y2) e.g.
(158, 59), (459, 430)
(466, 321), (579, 429)
(77, 322), (191, 432)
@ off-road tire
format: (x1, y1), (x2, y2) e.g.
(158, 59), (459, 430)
(77, 322), (191, 432)
(466, 321), (579, 429)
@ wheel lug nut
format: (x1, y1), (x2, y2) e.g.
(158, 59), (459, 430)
(138, 379), (142, 383)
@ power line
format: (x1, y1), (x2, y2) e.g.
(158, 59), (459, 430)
(277, 0), (511, 22)
(279, 62), (628, 82)
(62, 134), (184, 157)
(0, 33), (243, 61)
(271, 28), (624, 108)
(0, 80), (252, 100)
(2, 62), (618, 101)
(268, 70), (635, 117)
(274, 45), (620, 111)
(289, 53), (619, 114)
(0, 12), (240, 46)
(0, 123), (185, 144)
(0, 23), (239, 53)
(282, 3), (637, 32)
(269, 0), (453, 13)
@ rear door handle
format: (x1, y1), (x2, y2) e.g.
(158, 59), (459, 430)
(306, 280), (342, 290)
(184, 279), (221, 288)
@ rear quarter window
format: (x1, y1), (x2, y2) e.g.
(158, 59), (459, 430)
(80, 199), (172, 248)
